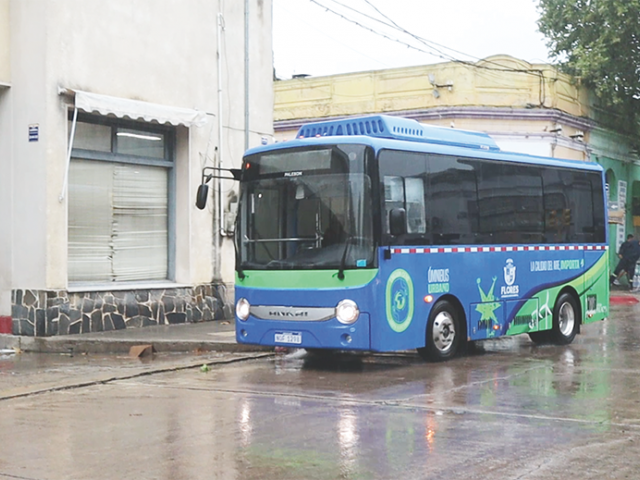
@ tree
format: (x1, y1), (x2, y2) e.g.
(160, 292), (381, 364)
(538, 0), (640, 133)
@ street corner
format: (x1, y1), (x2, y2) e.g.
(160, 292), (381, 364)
(0, 333), (31, 352)
(610, 286), (640, 305)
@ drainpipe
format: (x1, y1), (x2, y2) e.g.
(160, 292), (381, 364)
(217, 11), (227, 241)
(212, 8), (226, 286)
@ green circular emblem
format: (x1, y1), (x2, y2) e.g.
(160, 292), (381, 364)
(385, 269), (414, 333)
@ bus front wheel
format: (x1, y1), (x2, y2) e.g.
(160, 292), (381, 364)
(417, 300), (461, 362)
(550, 293), (579, 345)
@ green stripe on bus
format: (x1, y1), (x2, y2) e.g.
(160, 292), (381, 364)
(507, 253), (609, 335)
(236, 269), (378, 289)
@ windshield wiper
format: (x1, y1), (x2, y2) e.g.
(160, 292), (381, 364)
(337, 236), (353, 281)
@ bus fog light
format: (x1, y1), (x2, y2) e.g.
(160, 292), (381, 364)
(341, 333), (352, 344)
(336, 299), (359, 324)
(236, 298), (250, 321)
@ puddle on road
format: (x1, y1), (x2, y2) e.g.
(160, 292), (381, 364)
(272, 348), (421, 374)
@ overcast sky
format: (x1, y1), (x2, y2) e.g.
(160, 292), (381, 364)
(273, 0), (552, 79)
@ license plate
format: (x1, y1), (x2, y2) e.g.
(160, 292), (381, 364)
(275, 332), (302, 344)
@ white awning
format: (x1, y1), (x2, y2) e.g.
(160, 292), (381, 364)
(60, 88), (208, 127)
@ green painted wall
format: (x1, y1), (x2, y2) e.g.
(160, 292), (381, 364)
(590, 127), (640, 278)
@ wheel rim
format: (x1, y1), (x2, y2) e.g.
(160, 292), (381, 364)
(558, 301), (575, 337)
(432, 311), (455, 353)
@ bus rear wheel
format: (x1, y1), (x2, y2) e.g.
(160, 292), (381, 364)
(417, 300), (461, 362)
(550, 293), (579, 345)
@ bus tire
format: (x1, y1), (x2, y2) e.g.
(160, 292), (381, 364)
(550, 292), (579, 345)
(417, 300), (461, 362)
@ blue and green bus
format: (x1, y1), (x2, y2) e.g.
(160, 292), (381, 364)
(226, 115), (609, 361)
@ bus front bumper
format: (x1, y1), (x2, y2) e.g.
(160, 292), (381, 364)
(235, 313), (371, 351)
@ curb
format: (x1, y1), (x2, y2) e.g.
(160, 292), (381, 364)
(0, 334), (271, 354)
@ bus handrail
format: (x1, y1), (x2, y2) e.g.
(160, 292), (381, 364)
(242, 235), (321, 244)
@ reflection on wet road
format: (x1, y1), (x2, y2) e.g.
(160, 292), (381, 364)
(2, 305), (640, 479)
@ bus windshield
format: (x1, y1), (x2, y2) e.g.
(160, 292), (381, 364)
(237, 145), (374, 271)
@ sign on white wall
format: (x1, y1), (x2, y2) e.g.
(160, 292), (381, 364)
(28, 124), (39, 142)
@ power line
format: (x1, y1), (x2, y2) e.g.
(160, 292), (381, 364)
(274, 2), (394, 75)
(359, 0), (543, 75)
(362, 0), (491, 61)
(310, 0), (547, 79)
(307, 0), (451, 63)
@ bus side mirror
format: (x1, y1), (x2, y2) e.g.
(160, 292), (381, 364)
(389, 208), (407, 236)
(195, 166), (241, 210)
(196, 184), (209, 210)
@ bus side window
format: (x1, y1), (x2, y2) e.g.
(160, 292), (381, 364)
(567, 171), (596, 243)
(405, 178), (426, 233)
(542, 169), (569, 243)
(477, 162), (544, 244)
(542, 168), (604, 244)
(427, 155), (478, 245)
(384, 175), (404, 233)
(590, 172), (606, 243)
(379, 149), (428, 244)
(382, 176), (426, 235)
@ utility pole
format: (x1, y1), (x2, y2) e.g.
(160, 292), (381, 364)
(244, 0), (250, 151)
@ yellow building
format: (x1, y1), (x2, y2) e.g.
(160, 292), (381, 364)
(274, 55), (592, 162)
(274, 55), (640, 278)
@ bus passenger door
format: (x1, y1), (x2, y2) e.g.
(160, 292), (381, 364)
(374, 151), (431, 352)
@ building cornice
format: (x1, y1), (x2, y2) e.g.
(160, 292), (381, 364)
(274, 106), (596, 133)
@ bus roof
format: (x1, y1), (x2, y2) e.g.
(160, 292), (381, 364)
(247, 115), (602, 173)
(295, 115), (500, 152)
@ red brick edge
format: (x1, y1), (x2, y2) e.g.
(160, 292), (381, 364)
(0, 316), (11, 334)
(610, 295), (639, 305)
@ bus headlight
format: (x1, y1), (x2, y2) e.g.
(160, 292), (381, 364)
(336, 299), (359, 324)
(236, 298), (251, 321)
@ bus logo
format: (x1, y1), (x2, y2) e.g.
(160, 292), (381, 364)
(386, 269), (414, 333)
(504, 259), (516, 286)
(501, 259), (520, 298)
(268, 309), (308, 318)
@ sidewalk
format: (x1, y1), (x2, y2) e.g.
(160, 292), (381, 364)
(0, 319), (271, 354)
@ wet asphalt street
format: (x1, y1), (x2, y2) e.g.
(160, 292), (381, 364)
(1, 303), (640, 480)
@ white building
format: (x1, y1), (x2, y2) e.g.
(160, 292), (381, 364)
(0, 0), (273, 335)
